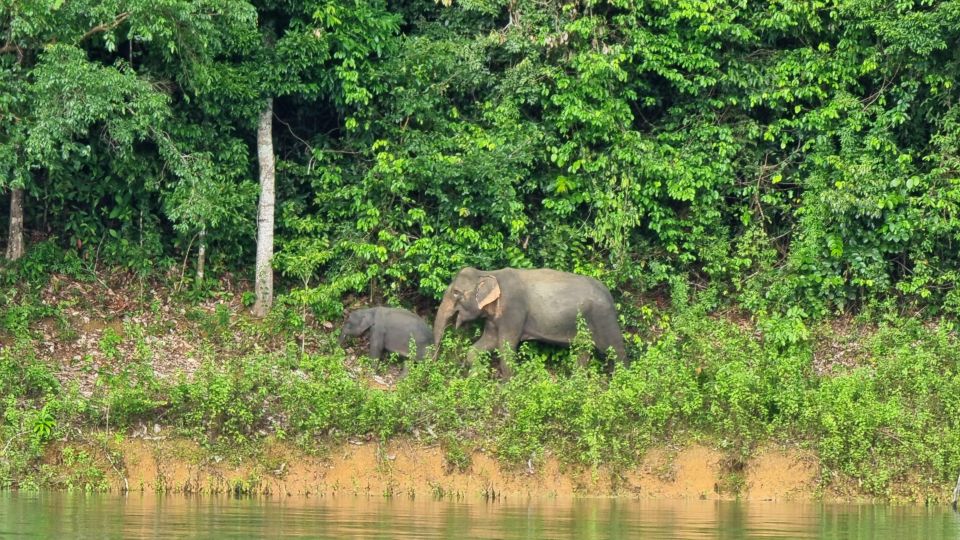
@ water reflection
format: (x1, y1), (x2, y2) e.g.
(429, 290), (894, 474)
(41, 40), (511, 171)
(1, 492), (958, 539)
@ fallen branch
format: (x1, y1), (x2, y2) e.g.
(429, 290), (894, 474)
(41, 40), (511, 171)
(176, 232), (199, 293)
(0, 12), (131, 57)
(0, 427), (27, 458)
(80, 12), (131, 43)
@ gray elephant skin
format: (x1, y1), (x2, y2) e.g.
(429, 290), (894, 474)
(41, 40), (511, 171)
(433, 267), (628, 376)
(339, 307), (432, 361)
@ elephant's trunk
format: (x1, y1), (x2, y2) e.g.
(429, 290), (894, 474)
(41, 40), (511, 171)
(433, 293), (456, 351)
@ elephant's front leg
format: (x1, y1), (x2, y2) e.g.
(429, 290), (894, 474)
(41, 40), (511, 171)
(368, 330), (385, 366)
(466, 321), (500, 367)
(494, 331), (521, 379)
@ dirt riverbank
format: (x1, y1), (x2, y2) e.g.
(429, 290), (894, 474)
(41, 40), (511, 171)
(56, 437), (825, 501)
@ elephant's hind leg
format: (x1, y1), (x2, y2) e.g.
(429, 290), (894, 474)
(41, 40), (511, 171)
(585, 305), (628, 367)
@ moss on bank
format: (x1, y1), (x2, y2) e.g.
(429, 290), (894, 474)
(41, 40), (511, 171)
(2, 260), (960, 502)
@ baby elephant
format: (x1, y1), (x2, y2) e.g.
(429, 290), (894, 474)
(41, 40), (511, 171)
(338, 307), (432, 361)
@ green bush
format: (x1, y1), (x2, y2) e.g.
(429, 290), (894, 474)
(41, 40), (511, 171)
(807, 320), (960, 495)
(0, 349), (66, 488)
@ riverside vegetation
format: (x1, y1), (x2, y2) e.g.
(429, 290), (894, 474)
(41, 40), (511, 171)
(2, 0), (960, 501)
(2, 244), (960, 501)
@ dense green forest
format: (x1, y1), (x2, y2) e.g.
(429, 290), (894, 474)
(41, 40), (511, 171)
(3, 0), (960, 499)
(3, 0), (960, 316)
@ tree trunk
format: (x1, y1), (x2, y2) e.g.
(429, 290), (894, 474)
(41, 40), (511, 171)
(195, 227), (206, 289)
(5, 187), (25, 261)
(252, 98), (275, 317)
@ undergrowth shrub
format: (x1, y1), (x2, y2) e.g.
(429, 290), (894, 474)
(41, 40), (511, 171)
(168, 355), (297, 448)
(497, 353), (585, 464)
(280, 353), (372, 440)
(0, 349), (65, 488)
(811, 320), (960, 495)
(391, 355), (498, 443)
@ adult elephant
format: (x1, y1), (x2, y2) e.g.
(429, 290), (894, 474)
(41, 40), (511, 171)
(433, 267), (628, 376)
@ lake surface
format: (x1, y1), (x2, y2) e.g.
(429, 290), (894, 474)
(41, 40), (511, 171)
(1, 492), (958, 539)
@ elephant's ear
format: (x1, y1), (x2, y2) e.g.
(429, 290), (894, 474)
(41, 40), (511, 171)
(354, 310), (375, 333)
(476, 275), (501, 314)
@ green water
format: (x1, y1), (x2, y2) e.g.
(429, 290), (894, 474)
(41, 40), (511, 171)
(1, 493), (958, 539)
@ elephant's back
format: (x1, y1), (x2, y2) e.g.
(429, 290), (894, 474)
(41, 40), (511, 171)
(506, 267), (591, 283)
(503, 269), (612, 312)
(508, 268), (611, 295)
(378, 307), (426, 319)
(409, 315), (432, 340)
(376, 307), (431, 330)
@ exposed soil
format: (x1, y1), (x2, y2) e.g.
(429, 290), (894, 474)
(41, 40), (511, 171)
(108, 437), (820, 501)
(811, 316), (874, 376)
